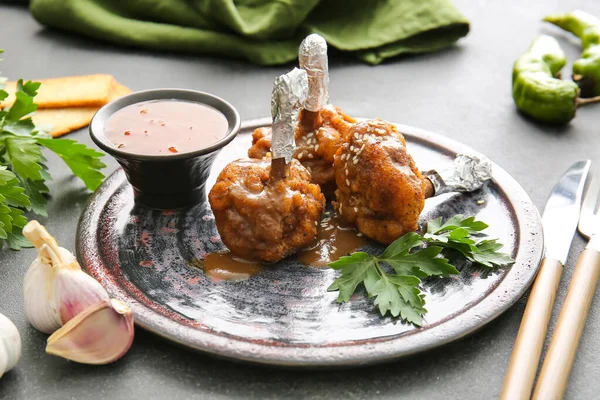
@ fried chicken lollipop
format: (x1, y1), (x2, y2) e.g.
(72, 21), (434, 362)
(208, 158), (325, 262)
(333, 119), (428, 244)
(248, 34), (355, 193)
(209, 68), (325, 263)
(249, 105), (355, 189)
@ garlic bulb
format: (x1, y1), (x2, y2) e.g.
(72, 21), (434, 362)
(0, 313), (21, 379)
(46, 299), (134, 365)
(22, 221), (135, 364)
(22, 221), (109, 333)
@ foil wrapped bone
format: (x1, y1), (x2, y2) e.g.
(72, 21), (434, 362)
(424, 153), (493, 195)
(270, 68), (308, 163)
(299, 34), (329, 112)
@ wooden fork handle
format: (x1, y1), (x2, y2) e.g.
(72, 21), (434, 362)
(500, 258), (562, 400)
(532, 248), (600, 400)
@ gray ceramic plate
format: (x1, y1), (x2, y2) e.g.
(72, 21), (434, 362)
(76, 118), (543, 367)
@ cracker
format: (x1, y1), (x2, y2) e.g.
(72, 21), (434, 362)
(1, 74), (115, 109)
(31, 81), (132, 137)
(32, 108), (98, 137)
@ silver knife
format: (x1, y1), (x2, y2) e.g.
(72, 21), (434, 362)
(533, 167), (600, 399)
(500, 160), (591, 400)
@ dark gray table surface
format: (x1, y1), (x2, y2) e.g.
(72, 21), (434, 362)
(1, 1), (600, 399)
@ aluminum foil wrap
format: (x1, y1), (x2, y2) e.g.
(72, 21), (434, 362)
(271, 68), (308, 163)
(298, 34), (329, 112)
(424, 153), (493, 195)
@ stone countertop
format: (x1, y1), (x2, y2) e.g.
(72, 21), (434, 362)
(1, 1), (599, 399)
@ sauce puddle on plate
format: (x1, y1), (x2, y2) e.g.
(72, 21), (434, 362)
(195, 213), (367, 279)
(195, 252), (262, 282)
(104, 99), (228, 155)
(297, 213), (368, 267)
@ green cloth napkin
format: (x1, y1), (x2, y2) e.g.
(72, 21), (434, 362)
(29, 0), (470, 65)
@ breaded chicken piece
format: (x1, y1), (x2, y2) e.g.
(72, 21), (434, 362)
(333, 119), (427, 244)
(208, 157), (325, 263)
(248, 105), (355, 191)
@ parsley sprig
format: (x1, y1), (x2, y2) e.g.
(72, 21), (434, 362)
(0, 51), (106, 249)
(327, 215), (514, 326)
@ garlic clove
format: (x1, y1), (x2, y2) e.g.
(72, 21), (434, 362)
(23, 221), (110, 334)
(46, 299), (134, 365)
(0, 313), (22, 379)
(23, 254), (62, 334)
(53, 264), (110, 324)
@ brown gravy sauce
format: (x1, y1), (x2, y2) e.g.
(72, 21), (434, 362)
(297, 213), (368, 267)
(200, 252), (262, 281)
(104, 99), (228, 155)
(198, 214), (367, 279)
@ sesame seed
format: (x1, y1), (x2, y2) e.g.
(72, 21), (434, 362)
(308, 154), (314, 159)
(360, 144), (365, 151)
(341, 154), (346, 160)
(357, 233), (363, 237)
(315, 145), (319, 151)
(345, 168), (349, 175)
(350, 146), (355, 151)
(307, 132), (314, 138)
(346, 179), (350, 186)
(298, 152), (305, 159)
(354, 207), (358, 212)
(353, 159), (358, 165)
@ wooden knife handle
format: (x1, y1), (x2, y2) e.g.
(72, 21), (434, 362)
(500, 258), (563, 400)
(532, 249), (600, 400)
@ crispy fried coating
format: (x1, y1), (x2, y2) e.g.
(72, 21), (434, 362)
(247, 105), (355, 189)
(208, 158), (325, 262)
(333, 119), (426, 244)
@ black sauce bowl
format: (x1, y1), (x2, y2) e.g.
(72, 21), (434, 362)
(90, 89), (240, 210)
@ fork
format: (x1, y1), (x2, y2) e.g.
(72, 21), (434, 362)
(532, 171), (600, 399)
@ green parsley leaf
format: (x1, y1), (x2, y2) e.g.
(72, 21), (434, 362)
(6, 229), (33, 250)
(384, 246), (459, 278)
(328, 252), (376, 302)
(328, 215), (514, 325)
(0, 167), (30, 207)
(37, 138), (106, 191)
(424, 215), (514, 267)
(380, 231), (423, 258)
(4, 80), (40, 122)
(0, 55), (106, 249)
(3, 137), (44, 181)
(2, 118), (42, 137)
(471, 239), (515, 268)
(367, 271), (427, 325)
(18, 175), (49, 216)
(388, 275), (427, 324)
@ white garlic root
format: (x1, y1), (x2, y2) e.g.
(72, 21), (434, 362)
(22, 221), (135, 365)
(0, 313), (21, 379)
(46, 299), (134, 365)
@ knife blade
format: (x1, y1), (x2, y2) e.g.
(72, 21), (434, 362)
(542, 160), (591, 263)
(500, 160), (590, 400)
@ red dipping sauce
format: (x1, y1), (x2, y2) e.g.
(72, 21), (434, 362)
(104, 100), (228, 155)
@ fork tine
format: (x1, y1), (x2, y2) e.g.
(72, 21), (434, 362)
(579, 170), (600, 238)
